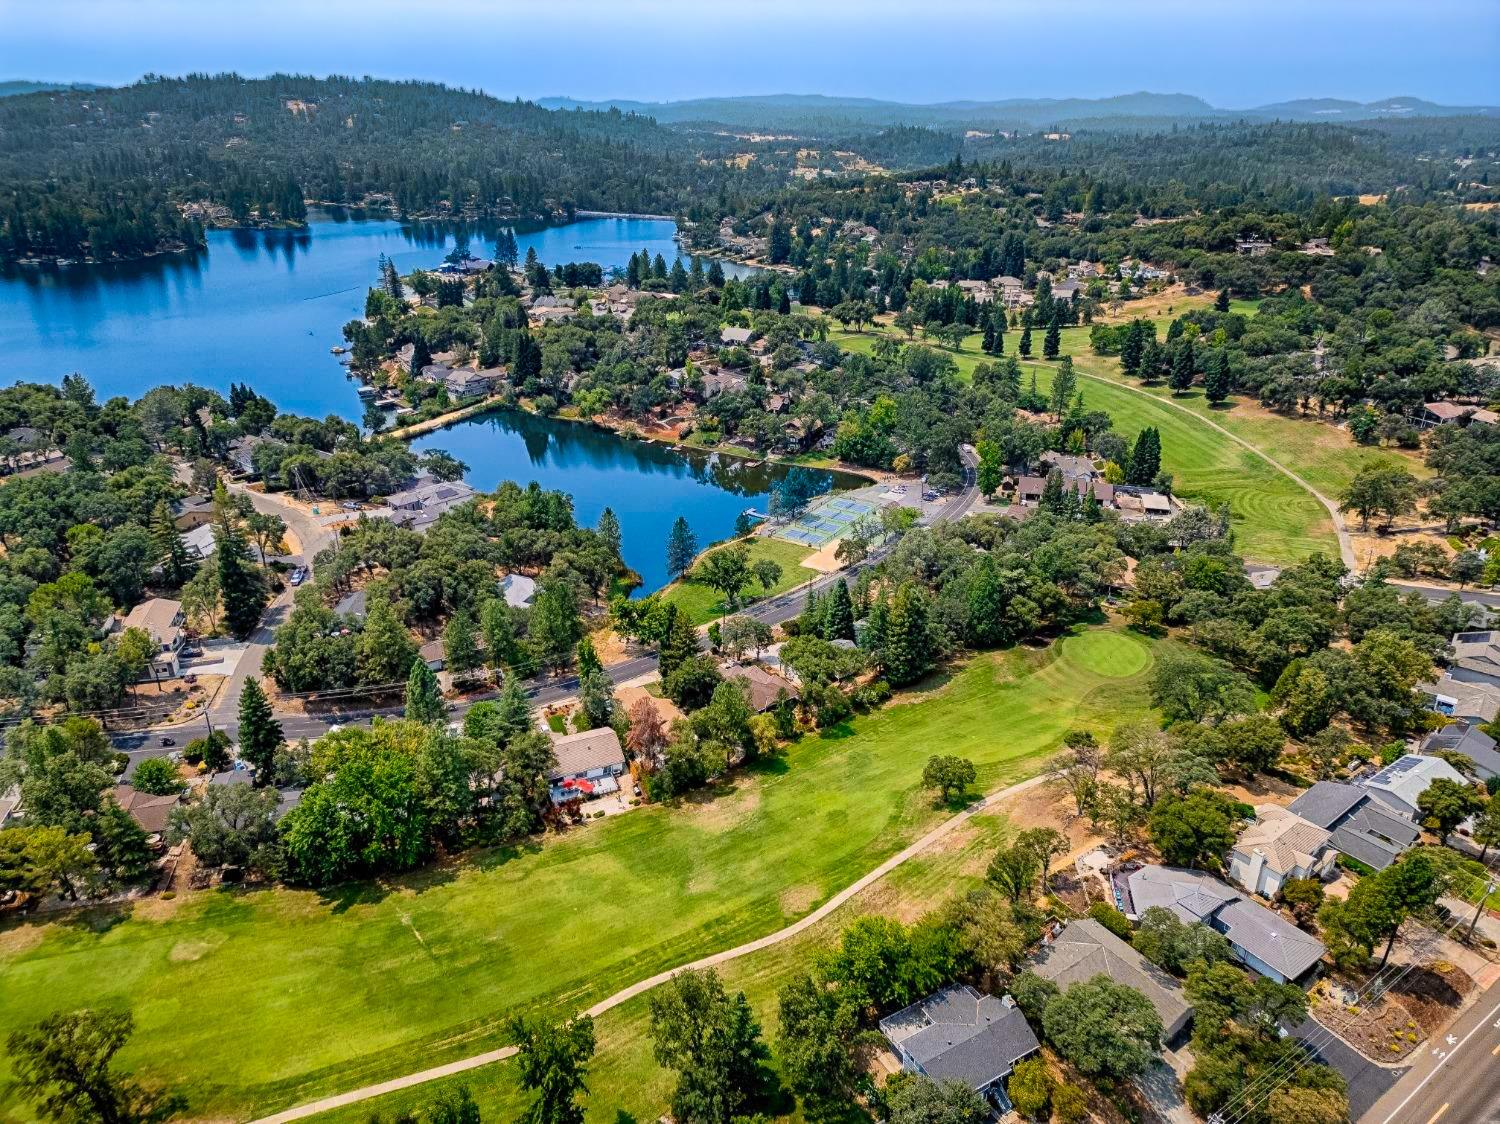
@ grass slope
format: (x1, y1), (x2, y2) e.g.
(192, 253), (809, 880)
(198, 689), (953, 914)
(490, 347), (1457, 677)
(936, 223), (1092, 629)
(834, 322), (1340, 564)
(660, 537), (818, 625)
(316, 814), (1018, 1124)
(0, 628), (1161, 1121)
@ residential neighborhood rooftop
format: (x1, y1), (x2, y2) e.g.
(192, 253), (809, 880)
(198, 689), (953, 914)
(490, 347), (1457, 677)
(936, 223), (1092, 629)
(1031, 919), (1192, 1041)
(879, 984), (1039, 1091)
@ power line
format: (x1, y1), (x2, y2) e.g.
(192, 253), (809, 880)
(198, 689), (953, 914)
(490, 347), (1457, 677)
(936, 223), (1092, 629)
(1209, 891), (1487, 1124)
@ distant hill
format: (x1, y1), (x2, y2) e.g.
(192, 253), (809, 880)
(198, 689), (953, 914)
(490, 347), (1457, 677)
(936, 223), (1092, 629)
(0, 80), (98, 98)
(1251, 96), (1500, 121)
(539, 91), (1500, 134)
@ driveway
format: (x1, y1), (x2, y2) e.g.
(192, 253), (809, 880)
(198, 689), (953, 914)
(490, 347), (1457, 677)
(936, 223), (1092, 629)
(1286, 1016), (1407, 1122)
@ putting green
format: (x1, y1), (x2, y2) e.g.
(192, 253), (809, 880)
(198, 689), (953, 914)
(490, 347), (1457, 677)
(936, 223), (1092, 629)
(1062, 628), (1152, 678)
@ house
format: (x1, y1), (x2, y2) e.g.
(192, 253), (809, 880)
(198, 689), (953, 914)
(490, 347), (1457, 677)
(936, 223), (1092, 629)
(1300, 238), (1335, 256)
(1114, 487), (1174, 520)
(419, 638), (446, 671)
(699, 371), (748, 400)
(531, 304), (578, 324)
(1422, 721), (1500, 780)
(548, 727), (627, 803)
(225, 435), (267, 478)
(500, 572), (536, 608)
(1424, 401), (1475, 427)
(0, 785), (21, 828)
(379, 479), (478, 533)
(955, 279), (993, 303)
(182, 524), (275, 564)
(442, 368), (499, 398)
(879, 985), (1040, 1113)
(1235, 238), (1274, 257)
(1051, 280), (1083, 302)
(1122, 865), (1326, 984)
(1359, 753), (1470, 818)
(170, 494), (216, 531)
(722, 664), (800, 712)
(1039, 452), (1096, 478)
(1228, 805), (1337, 898)
(334, 589), (368, 620)
(1288, 780), (1421, 871)
(1031, 918), (1193, 1043)
(1420, 675), (1500, 724)
(119, 597), (186, 679)
(435, 254), (492, 276)
(720, 326), (754, 346)
(1449, 631), (1500, 688)
(111, 783), (180, 837)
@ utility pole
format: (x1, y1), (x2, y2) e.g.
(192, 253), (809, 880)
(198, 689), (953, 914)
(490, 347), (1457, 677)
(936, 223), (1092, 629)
(1467, 881), (1496, 944)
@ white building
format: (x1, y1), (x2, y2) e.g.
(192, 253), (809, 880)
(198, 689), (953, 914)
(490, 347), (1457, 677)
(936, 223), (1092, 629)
(1228, 805), (1337, 898)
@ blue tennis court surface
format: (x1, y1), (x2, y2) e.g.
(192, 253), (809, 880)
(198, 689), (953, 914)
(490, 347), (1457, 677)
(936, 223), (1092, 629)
(772, 496), (878, 547)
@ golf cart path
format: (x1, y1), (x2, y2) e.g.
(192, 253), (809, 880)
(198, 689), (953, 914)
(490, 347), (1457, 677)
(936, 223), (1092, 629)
(1071, 368), (1357, 570)
(250, 771), (1051, 1123)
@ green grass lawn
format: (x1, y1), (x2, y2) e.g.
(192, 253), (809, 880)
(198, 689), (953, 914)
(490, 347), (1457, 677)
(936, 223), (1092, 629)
(0, 627), (1161, 1122)
(315, 811), (1017, 1124)
(660, 537), (820, 625)
(834, 323), (1341, 565)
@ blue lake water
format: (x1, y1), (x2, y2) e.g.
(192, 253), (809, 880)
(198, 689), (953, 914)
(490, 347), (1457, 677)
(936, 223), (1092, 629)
(412, 410), (860, 593)
(0, 211), (823, 592)
(0, 211), (748, 418)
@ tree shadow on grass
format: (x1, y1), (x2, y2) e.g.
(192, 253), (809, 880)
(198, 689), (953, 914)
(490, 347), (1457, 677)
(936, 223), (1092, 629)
(47, 900), (136, 937)
(818, 720), (857, 741)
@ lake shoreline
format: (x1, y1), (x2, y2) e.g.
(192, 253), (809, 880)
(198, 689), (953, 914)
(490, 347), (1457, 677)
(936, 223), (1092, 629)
(409, 397), (877, 487)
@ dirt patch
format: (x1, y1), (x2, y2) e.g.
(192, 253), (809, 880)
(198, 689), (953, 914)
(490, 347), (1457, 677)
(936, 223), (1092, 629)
(682, 782), (763, 832)
(168, 939), (212, 962)
(798, 538), (846, 574)
(590, 628), (632, 666)
(0, 922), (49, 957)
(616, 685), (684, 728)
(1312, 960), (1475, 1062)
(779, 884), (821, 915)
(1218, 773), (1304, 807)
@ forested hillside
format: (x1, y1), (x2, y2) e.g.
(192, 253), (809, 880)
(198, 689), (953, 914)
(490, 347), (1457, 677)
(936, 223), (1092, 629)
(0, 73), (780, 262)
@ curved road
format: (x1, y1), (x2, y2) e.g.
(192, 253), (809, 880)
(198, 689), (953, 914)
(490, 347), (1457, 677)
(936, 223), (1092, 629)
(252, 766), (1045, 1124)
(1071, 369), (1358, 570)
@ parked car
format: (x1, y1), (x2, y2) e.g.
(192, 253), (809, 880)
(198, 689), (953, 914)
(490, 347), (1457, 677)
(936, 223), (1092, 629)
(290, 567), (307, 586)
(160, 736), (175, 747)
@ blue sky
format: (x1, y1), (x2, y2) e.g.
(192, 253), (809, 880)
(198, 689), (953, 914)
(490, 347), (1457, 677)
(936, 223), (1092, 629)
(4, 0), (1498, 107)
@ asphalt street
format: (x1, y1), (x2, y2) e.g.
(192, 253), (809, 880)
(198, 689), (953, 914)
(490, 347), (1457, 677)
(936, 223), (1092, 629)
(113, 448), (981, 762)
(1364, 981), (1500, 1122)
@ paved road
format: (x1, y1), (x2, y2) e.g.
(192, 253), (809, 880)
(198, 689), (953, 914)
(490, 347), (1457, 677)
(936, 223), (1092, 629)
(113, 450), (980, 755)
(1391, 580), (1500, 612)
(1363, 979), (1500, 1122)
(1284, 1016), (1406, 1122)
(251, 768), (1047, 1123)
(209, 484), (341, 724)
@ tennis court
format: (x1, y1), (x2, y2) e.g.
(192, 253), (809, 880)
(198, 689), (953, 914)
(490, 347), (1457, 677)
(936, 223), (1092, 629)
(773, 495), (878, 547)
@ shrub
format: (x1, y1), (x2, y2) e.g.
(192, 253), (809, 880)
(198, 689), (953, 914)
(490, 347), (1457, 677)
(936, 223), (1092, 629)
(1087, 902), (1133, 941)
(131, 756), (185, 796)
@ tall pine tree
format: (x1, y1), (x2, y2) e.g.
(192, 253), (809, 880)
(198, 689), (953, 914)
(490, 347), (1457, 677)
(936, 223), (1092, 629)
(822, 581), (856, 642)
(215, 497), (266, 641)
(665, 517), (698, 579)
(405, 659), (445, 725)
(151, 500), (194, 588)
(238, 676), (283, 786)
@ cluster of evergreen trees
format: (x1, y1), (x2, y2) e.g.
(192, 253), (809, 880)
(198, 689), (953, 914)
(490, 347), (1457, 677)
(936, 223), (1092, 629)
(0, 73), (782, 263)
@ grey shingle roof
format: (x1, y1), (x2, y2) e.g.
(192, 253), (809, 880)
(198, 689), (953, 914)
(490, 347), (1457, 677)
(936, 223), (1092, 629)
(1031, 919), (1192, 1040)
(1288, 781), (1366, 829)
(1422, 724), (1500, 778)
(1126, 866), (1325, 982)
(879, 985), (1040, 1089)
(548, 727), (625, 781)
(1288, 781), (1418, 871)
